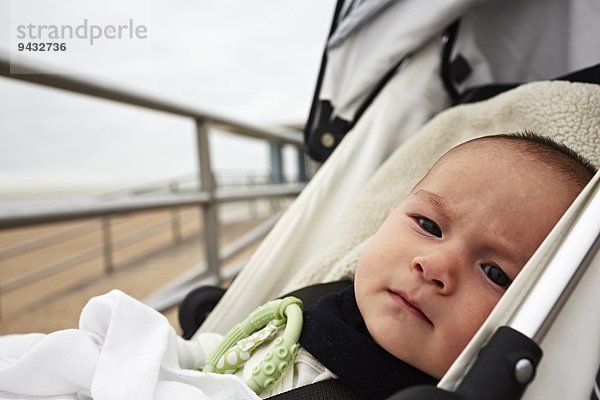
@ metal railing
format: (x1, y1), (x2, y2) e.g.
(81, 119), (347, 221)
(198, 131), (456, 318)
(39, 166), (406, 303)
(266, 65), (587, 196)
(0, 207), (196, 296)
(0, 56), (309, 312)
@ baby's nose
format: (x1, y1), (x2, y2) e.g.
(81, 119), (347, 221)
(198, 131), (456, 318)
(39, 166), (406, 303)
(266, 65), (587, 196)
(411, 250), (462, 293)
(412, 261), (445, 289)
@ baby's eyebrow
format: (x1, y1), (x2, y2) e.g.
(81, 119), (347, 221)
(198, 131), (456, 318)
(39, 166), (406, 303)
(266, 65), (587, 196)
(411, 189), (455, 218)
(489, 240), (522, 274)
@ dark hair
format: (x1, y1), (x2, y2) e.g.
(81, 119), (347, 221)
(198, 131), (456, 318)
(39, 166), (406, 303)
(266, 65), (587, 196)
(475, 131), (597, 190)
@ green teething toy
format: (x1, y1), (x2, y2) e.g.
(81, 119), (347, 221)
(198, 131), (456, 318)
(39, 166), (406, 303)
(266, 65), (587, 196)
(203, 296), (303, 394)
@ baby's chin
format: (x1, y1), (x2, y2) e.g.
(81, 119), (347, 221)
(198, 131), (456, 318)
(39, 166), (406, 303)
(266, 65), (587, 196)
(364, 315), (458, 379)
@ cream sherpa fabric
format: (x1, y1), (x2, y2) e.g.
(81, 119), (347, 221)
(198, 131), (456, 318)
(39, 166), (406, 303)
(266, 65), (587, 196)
(287, 80), (600, 291)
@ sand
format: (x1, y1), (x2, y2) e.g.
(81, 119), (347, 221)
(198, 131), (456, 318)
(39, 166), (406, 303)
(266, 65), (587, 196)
(0, 201), (276, 335)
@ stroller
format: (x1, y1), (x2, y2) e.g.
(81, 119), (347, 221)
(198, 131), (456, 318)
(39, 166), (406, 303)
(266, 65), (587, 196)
(185, 77), (600, 400)
(181, 1), (600, 399)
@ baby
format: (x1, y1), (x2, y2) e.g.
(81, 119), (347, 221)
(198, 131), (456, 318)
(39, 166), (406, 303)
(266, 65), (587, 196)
(198, 132), (596, 399)
(355, 131), (596, 379)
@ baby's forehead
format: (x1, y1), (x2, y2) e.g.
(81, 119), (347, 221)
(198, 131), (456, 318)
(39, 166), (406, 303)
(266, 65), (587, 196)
(412, 143), (572, 212)
(419, 140), (529, 185)
(414, 140), (578, 220)
(436, 138), (524, 165)
(429, 139), (565, 188)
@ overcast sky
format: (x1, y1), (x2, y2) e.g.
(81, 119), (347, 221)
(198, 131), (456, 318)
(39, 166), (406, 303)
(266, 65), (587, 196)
(0, 0), (335, 197)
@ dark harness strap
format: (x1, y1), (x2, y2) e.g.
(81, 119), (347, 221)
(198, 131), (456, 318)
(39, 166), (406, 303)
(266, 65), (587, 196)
(281, 279), (353, 309)
(267, 379), (366, 400)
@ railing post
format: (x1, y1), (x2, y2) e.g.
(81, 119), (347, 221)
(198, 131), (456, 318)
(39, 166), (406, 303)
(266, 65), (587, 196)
(247, 172), (258, 218)
(297, 147), (308, 182)
(196, 118), (221, 283)
(269, 141), (284, 212)
(269, 141), (284, 184)
(102, 217), (114, 273)
(169, 180), (182, 244)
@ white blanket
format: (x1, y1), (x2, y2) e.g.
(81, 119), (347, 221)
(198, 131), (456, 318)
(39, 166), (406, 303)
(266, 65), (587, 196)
(0, 290), (259, 400)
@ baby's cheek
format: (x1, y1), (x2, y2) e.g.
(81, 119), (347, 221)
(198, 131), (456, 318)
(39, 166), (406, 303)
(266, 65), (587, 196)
(455, 298), (498, 342)
(354, 254), (381, 295)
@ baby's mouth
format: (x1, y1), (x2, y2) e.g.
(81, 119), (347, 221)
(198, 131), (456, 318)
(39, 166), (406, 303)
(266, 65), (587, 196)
(387, 289), (433, 325)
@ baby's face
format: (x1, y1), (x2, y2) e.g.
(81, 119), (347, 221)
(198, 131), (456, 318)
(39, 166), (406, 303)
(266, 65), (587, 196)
(354, 142), (579, 378)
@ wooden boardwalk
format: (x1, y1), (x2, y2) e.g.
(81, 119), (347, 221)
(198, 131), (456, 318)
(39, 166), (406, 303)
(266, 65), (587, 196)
(0, 203), (273, 335)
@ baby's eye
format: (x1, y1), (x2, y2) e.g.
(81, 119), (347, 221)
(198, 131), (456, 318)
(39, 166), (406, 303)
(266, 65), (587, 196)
(481, 264), (512, 289)
(417, 217), (442, 238)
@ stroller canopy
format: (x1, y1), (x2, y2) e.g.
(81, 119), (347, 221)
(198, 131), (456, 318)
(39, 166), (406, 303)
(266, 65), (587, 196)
(305, 0), (600, 161)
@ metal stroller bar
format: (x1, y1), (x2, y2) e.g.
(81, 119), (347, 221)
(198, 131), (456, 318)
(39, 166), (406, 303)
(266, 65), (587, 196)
(509, 177), (600, 343)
